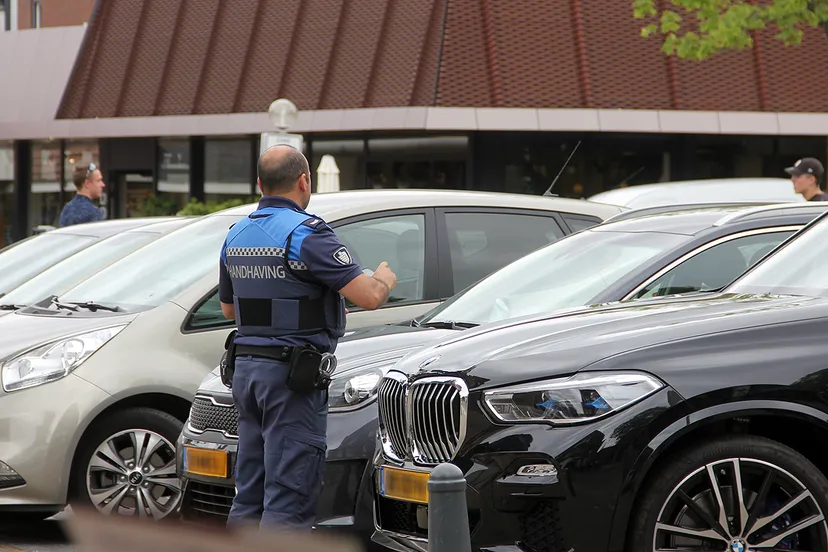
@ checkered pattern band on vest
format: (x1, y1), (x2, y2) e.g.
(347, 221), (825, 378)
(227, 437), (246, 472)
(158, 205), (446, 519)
(288, 260), (308, 270)
(226, 247), (285, 257)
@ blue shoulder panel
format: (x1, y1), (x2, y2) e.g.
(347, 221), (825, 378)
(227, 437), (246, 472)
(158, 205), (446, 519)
(222, 217), (251, 261)
(288, 224), (316, 261)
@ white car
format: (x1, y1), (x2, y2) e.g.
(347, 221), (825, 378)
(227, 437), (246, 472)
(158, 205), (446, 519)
(0, 189), (621, 522)
(588, 177), (803, 208)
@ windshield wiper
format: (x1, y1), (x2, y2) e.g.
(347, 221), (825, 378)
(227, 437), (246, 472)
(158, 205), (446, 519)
(67, 301), (122, 313)
(417, 320), (478, 330)
(50, 296), (79, 311)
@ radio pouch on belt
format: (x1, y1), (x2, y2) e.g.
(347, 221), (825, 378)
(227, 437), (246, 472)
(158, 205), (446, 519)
(287, 345), (337, 394)
(220, 330), (238, 389)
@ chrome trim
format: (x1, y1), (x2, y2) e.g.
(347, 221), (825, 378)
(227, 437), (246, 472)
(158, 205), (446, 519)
(407, 376), (469, 465)
(185, 422), (239, 441)
(378, 372), (470, 466)
(186, 394), (239, 440)
(378, 371), (409, 463)
(193, 393), (235, 407)
(713, 202), (828, 227)
(622, 226), (802, 301)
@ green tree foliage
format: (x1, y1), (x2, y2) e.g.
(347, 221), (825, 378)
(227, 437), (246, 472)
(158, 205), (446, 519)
(634, 0), (828, 59)
(176, 197), (257, 216)
(131, 194), (180, 217)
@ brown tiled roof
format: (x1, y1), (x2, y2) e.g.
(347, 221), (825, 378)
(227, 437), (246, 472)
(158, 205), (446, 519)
(57, 0), (828, 119)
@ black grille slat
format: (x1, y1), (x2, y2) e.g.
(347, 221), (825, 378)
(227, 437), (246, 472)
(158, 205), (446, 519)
(183, 482), (234, 525)
(189, 397), (238, 437)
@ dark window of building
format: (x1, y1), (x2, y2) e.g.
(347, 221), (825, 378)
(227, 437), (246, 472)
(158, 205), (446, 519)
(0, 141), (13, 246)
(205, 137), (253, 203)
(31, 0), (40, 28)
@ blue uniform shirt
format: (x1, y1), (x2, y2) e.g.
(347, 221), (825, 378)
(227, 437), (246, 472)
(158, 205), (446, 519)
(219, 196), (363, 352)
(59, 195), (104, 227)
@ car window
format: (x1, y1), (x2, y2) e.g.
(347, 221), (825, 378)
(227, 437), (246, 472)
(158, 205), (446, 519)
(563, 215), (601, 233)
(419, 229), (688, 326)
(186, 290), (231, 331)
(444, 212), (565, 292)
(335, 213), (426, 306)
(632, 231), (796, 300)
(60, 215), (242, 310)
(729, 221), (828, 297)
(1, 232), (162, 306)
(0, 233), (99, 296)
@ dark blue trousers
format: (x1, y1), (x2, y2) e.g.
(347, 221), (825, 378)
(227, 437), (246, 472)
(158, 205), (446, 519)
(226, 356), (328, 531)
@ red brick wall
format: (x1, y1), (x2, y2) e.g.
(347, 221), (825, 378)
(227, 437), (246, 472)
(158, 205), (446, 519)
(18, 0), (95, 30)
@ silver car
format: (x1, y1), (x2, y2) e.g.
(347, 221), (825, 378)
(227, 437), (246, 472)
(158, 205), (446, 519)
(0, 189), (621, 522)
(0, 217), (181, 298)
(0, 217), (198, 317)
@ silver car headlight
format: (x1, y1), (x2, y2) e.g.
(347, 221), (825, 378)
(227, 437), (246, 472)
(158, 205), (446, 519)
(328, 352), (416, 412)
(483, 371), (664, 424)
(1, 325), (127, 392)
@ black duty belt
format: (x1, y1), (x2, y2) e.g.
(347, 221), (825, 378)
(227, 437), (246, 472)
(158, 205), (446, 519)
(233, 344), (295, 362)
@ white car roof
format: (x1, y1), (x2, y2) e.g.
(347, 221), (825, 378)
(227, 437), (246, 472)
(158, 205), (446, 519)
(214, 188), (625, 221)
(588, 178), (803, 209)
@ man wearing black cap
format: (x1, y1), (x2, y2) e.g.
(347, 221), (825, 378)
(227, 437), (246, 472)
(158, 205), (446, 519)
(785, 157), (828, 201)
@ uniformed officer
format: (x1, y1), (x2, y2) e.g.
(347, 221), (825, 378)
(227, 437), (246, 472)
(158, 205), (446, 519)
(219, 145), (397, 531)
(785, 157), (828, 201)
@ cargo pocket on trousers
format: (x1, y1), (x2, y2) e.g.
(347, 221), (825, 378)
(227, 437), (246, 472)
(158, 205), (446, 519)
(275, 427), (326, 497)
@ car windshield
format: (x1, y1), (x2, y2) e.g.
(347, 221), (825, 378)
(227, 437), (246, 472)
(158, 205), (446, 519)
(57, 214), (242, 310)
(728, 216), (828, 297)
(418, 229), (688, 326)
(1, 231), (166, 307)
(0, 233), (99, 296)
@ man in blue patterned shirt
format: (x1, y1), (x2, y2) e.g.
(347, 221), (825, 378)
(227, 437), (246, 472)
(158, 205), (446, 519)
(59, 162), (106, 227)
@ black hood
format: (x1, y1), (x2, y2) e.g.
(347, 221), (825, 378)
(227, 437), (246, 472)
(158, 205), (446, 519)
(390, 292), (828, 390)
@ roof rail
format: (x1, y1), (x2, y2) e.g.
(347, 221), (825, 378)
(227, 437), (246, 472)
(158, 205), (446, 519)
(712, 202), (828, 227)
(604, 202), (772, 224)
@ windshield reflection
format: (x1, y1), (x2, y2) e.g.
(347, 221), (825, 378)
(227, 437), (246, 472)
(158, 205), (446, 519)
(418, 229), (688, 326)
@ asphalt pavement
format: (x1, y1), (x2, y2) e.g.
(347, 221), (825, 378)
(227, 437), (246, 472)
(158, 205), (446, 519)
(0, 511), (72, 552)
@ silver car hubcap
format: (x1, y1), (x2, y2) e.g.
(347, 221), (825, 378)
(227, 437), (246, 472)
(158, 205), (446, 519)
(86, 429), (181, 520)
(653, 457), (828, 551)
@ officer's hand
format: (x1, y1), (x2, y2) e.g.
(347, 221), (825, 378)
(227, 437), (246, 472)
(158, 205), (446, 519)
(374, 261), (397, 290)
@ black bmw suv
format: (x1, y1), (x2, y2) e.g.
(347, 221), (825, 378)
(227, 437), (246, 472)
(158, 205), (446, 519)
(372, 210), (828, 551)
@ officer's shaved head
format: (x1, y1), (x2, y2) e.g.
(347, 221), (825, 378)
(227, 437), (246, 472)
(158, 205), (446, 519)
(257, 145), (310, 195)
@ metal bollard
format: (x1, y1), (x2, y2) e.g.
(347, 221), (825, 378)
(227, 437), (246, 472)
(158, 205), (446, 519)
(427, 462), (472, 552)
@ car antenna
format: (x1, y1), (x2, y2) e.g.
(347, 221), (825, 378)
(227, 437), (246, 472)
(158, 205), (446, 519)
(543, 140), (582, 197)
(617, 166), (645, 187)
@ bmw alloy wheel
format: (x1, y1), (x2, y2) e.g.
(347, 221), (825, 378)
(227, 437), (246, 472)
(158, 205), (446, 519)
(85, 428), (181, 519)
(654, 457), (828, 551)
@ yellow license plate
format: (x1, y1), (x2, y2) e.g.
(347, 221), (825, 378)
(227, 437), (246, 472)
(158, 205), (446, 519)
(183, 447), (228, 478)
(379, 466), (430, 504)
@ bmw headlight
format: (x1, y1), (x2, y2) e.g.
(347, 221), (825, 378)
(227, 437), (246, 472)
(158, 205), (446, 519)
(483, 371), (664, 424)
(328, 353), (414, 412)
(1, 325), (127, 392)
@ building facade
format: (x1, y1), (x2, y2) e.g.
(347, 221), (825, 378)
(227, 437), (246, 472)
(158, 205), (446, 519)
(2, 0), (828, 247)
(1, 0), (94, 31)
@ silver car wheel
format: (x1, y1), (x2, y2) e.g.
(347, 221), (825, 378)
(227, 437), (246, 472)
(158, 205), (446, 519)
(86, 428), (181, 520)
(653, 457), (828, 551)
